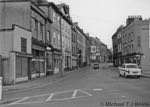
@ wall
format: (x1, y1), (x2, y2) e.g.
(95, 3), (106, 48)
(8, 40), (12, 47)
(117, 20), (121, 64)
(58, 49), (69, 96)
(50, 7), (61, 50)
(31, 7), (46, 42)
(0, 2), (30, 30)
(13, 25), (32, 54)
(141, 20), (150, 72)
(0, 30), (13, 57)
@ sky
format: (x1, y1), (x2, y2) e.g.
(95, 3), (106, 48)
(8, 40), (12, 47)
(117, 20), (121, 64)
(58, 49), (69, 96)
(48, 0), (150, 48)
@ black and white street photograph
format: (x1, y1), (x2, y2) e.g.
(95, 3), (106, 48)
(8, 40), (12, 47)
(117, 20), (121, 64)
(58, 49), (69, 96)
(0, 0), (150, 107)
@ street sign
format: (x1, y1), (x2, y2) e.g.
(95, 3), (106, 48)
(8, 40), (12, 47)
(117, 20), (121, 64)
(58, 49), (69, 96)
(91, 46), (96, 53)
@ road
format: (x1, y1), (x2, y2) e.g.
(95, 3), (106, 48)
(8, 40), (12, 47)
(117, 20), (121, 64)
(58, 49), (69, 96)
(1, 64), (150, 107)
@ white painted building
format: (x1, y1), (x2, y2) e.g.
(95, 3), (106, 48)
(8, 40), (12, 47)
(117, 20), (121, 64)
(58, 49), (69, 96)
(0, 25), (32, 84)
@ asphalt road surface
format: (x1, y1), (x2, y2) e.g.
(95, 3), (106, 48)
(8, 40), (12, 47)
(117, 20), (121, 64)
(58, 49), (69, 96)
(1, 64), (150, 107)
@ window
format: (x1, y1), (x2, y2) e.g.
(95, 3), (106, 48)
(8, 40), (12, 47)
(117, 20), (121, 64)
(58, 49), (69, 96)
(53, 11), (56, 22)
(53, 32), (56, 45)
(40, 23), (43, 40)
(57, 16), (60, 22)
(58, 34), (60, 46)
(46, 31), (50, 42)
(32, 18), (36, 38)
(72, 33), (74, 42)
(35, 19), (38, 38)
(137, 36), (141, 47)
(72, 46), (74, 55)
(62, 36), (64, 47)
(21, 37), (27, 53)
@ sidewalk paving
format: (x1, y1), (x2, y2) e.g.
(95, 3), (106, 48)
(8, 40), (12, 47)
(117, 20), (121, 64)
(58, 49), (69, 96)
(141, 72), (150, 78)
(2, 67), (89, 93)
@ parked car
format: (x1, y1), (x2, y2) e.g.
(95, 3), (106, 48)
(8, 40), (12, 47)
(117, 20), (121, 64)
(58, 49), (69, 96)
(93, 63), (100, 69)
(118, 63), (142, 78)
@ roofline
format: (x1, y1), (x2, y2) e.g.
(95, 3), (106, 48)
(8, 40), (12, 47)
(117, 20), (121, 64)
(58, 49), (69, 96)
(49, 2), (63, 16)
(31, 2), (47, 19)
(76, 25), (87, 37)
(13, 24), (31, 32)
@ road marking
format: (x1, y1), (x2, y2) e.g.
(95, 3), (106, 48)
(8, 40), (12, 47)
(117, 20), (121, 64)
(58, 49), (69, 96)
(93, 88), (103, 91)
(46, 93), (55, 101)
(78, 89), (92, 96)
(16, 101), (45, 105)
(52, 89), (75, 94)
(51, 95), (91, 101)
(10, 97), (29, 104)
(1, 89), (93, 106)
(72, 89), (78, 98)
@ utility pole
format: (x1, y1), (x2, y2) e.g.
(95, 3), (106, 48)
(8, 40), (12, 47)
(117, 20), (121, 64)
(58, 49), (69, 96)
(59, 16), (64, 77)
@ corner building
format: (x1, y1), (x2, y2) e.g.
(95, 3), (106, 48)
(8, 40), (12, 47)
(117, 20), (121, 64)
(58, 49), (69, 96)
(121, 16), (150, 72)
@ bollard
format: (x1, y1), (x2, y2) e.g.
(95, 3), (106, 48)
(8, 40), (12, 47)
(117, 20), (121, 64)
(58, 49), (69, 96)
(0, 77), (2, 100)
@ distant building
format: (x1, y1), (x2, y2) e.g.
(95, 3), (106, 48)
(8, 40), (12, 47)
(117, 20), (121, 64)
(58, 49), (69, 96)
(89, 37), (108, 64)
(85, 33), (90, 66)
(76, 25), (87, 67)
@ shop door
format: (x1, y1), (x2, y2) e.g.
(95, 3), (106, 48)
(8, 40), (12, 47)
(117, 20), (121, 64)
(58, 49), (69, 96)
(16, 56), (28, 78)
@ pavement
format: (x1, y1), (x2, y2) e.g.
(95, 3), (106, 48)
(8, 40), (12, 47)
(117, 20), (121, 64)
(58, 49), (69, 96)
(2, 67), (89, 93)
(141, 71), (150, 78)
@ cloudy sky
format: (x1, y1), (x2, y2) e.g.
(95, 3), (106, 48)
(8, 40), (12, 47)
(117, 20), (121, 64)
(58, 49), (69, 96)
(48, 0), (150, 48)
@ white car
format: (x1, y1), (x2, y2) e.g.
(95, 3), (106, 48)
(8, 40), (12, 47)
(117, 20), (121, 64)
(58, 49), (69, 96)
(118, 63), (142, 78)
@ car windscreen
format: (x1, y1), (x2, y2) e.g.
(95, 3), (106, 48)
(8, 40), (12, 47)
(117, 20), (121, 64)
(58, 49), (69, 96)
(126, 65), (138, 68)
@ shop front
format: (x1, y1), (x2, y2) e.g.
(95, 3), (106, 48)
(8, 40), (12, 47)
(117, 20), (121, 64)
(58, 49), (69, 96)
(53, 50), (62, 74)
(15, 52), (32, 82)
(31, 44), (46, 78)
(46, 51), (53, 75)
